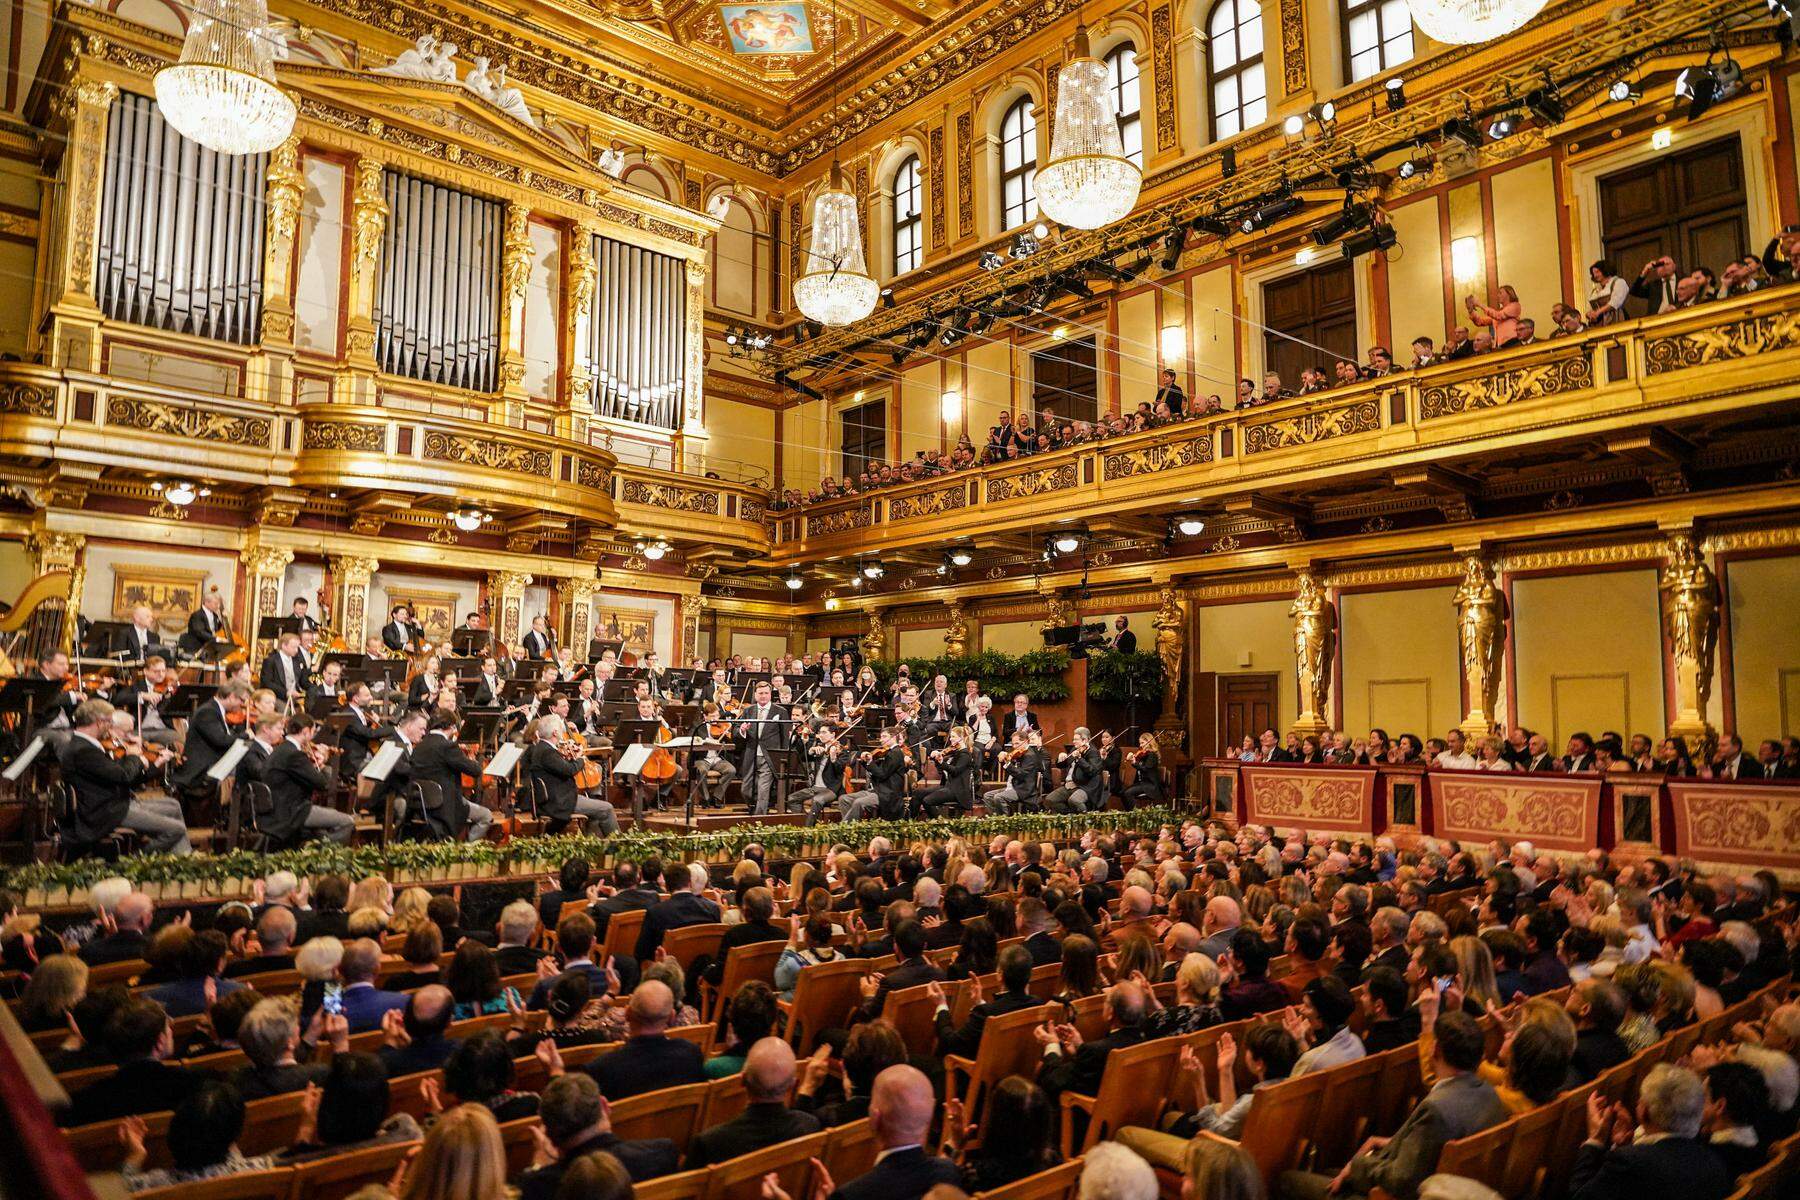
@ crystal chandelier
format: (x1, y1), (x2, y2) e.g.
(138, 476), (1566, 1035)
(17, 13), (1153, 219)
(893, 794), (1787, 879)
(1404, 0), (1548, 45)
(793, 161), (880, 327)
(154, 0), (296, 155)
(1035, 24), (1141, 230)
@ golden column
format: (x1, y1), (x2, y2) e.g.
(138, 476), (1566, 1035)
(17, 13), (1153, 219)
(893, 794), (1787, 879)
(558, 576), (598, 654)
(260, 136), (303, 348)
(1659, 530), (1720, 753)
(27, 530), (86, 655)
(498, 201), (534, 423)
(681, 592), (705, 664)
(561, 221), (598, 446)
(1452, 555), (1507, 739)
(1153, 585), (1186, 722)
(862, 607), (888, 661)
(488, 571), (534, 650)
(242, 543), (296, 666)
(329, 555), (380, 651)
(45, 79), (119, 371)
(1289, 569), (1335, 737)
(343, 156), (389, 394)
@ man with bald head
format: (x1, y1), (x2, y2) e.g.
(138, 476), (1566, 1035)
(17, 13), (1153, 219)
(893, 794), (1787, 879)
(684, 1037), (821, 1167)
(823, 1065), (962, 1200)
(1036, 979), (1151, 1101)
(585, 980), (706, 1100)
(1105, 885), (1156, 949)
(377, 984), (457, 1075)
(1198, 895), (1242, 961)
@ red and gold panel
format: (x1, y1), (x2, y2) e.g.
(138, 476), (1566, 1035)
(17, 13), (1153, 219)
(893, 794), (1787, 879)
(1242, 766), (1375, 836)
(1430, 774), (1600, 854)
(1667, 782), (1800, 871)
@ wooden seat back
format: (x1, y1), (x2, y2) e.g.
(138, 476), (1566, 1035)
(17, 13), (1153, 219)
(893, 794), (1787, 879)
(663, 923), (728, 974)
(1060, 1033), (1188, 1156)
(821, 1117), (881, 1184)
(1307, 1048), (1388, 1168)
(1069, 992), (1110, 1044)
(135, 1167), (297, 1200)
(290, 1135), (422, 1200)
(1435, 1113), (1515, 1190)
(706, 940), (788, 1023)
(637, 1168), (713, 1200)
(1370, 1038), (1425, 1136)
(880, 980), (952, 1057)
(942, 1003), (1056, 1138)
(700, 1129), (831, 1200)
(1496, 1097), (1566, 1199)
(702, 1073), (751, 1129)
(1234, 1069), (1329, 1183)
(601, 910), (648, 966)
(781, 958), (869, 1055)
(609, 1081), (712, 1154)
(977, 1158), (1084, 1200)
(237, 1090), (311, 1157)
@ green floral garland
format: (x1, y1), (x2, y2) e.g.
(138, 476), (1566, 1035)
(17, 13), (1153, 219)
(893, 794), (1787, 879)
(1, 808), (1181, 902)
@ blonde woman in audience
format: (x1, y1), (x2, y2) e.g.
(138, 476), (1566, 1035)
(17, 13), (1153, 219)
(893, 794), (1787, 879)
(394, 1103), (506, 1200)
(1474, 737), (1514, 771)
(1584, 913), (1629, 978)
(1183, 1137), (1266, 1200)
(1141, 952), (1226, 1037)
(349, 876), (394, 916)
(1611, 963), (1664, 1052)
(390, 887), (433, 936)
(295, 934), (345, 1022)
(347, 906), (390, 939)
(1451, 934), (1504, 1012)
(18, 954), (87, 1033)
(1649, 958), (1699, 1034)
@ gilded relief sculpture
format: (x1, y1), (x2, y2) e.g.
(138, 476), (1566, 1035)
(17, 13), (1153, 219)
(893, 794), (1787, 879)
(862, 606), (886, 660)
(1290, 570), (1335, 736)
(1453, 555), (1507, 737)
(1660, 531), (1720, 751)
(1153, 585), (1185, 720)
(944, 601), (969, 659)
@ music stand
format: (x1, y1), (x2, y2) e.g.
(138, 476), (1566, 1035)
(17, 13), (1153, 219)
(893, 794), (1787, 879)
(162, 684), (214, 724)
(458, 711), (504, 751)
(611, 719), (665, 747)
(0, 677), (62, 743)
(451, 629), (490, 656)
(440, 656), (484, 677)
(364, 658), (409, 690)
(602, 679), (644, 704)
(587, 638), (623, 663)
(254, 617), (288, 649)
(306, 692), (343, 719)
(321, 652), (367, 674)
(80, 621), (130, 667)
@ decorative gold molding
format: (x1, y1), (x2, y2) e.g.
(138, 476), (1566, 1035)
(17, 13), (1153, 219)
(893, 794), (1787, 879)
(1243, 399), (1380, 455)
(987, 461), (1079, 502)
(1644, 308), (1800, 374)
(1419, 352), (1593, 421)
(422, 431), (552, 476)
(1495, 541), (1664, 573)
(105, 397), (271, 446)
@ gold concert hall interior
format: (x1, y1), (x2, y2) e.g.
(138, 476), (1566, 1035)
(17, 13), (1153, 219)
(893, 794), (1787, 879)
(3, 0), (1800, 1197)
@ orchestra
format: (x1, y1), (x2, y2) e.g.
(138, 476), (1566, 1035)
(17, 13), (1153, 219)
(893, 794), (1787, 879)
(0, 589), (1155, 862)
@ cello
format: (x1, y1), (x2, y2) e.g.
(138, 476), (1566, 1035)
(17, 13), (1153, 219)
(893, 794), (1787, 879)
(639, 716), (679, 788)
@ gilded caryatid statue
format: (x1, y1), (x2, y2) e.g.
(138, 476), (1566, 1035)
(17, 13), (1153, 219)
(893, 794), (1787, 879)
(1040, 588), (1076, 632)
(1289, 570), (1335, 735)
(1453, 555), (1507, 737)
(862, 606), (887, 661)
(944, 602), (969, 659)
(1152, 585), (1185, 718)
(1660, 531), (1720, 746)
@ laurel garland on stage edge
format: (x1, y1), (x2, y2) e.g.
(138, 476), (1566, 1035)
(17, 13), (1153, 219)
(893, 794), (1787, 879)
(0, 808), (1184, 901)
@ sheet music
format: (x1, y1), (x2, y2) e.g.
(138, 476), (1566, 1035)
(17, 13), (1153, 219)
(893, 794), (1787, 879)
(361, 741), (404, 781)
(661, 737), (725, 749)
(613, 742), (652, 777)
(2, 736), (45, 782)
(208, 739), (250, 781)
(484, 743), (525, 777)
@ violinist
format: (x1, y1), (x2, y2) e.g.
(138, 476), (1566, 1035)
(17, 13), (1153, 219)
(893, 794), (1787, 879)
(1097, 730), (1124, 805)
(122, 654), (180, 748)
(503, 683), (552, 738)
(1121, 733), (1164, 811)
(58, 699), (190, 855)
(1046, 726), (1102, 814)
(260, 631), (309, 706)
(983, 730), (1046, 815)
(685, 700), (737, 807)
(410, 709), (492, 841)
(407, 655), (443, 709)
(628, 695), (679, 818)
(522, 614), (555, 661)
(367, 708), (426, 822)
(830, 689), (860, 728)
(305, 659), (345, 710)
(915, 724), (977, 817)
(31, 649), (81, 746)
(471, 656), (506, 709)
(859, 724), (909, 820)
(178, 591), (230, 658)
(266, 712), (355, 846)
(735, 681), (787, 816)
(432, 671), (462, 717)
(382, 605), (425, 654)
(791, 722), (853, 826)
(553, 646), (583, 683)
(172, 681), (249, 795)
(524, 715), (619, 835)
(298, 627), (324, 676)
(235, 713), (284, 787)
(338, 683), (383, 781)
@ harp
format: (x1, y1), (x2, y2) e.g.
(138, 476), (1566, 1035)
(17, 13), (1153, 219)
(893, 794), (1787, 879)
(0, 569), (73, 676)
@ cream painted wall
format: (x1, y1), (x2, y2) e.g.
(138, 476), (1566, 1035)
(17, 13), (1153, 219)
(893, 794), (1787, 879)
(899, 359), (942, 458)
(1187, 265), (1235, 408)
(1340, 587), (1462, 740)
(1447, 182), (1484, 298)
(0, 540), (32, 593)
(80, 544), (239, 637)
(1116, 290), (1160, 414)
(371, 572), (479, 644)
(730, 631), (788, 662)
(1727, 554), (1800, 738)
(1490, 158), (1564, 326)
(1197, 599), (1295, 729)
(963, 339), (1013, 438)
(294, 156), (346, 355)
(711, 199), (759, 317)
(1512, 571), (1664, 749)
(1387, 197), (1446, 349)
(805, 637), (832, 658)
(595, 590), (677, 661)
(281, 563), (325, 620)
(707, 396), (776, 481)
(982, 620), (1044, 655)
(781, 398), (829, 489)
(897, 626), (944, 659)
(521, 222), (561, 401)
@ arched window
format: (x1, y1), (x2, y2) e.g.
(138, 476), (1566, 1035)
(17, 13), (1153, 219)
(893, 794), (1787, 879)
(1343, 0), (1413, 83)
(1207, 0), (1266, 141)
(892, 155), (923, 276)
(1104, 44), (1143, 167)
(999, 97), (1037, 230)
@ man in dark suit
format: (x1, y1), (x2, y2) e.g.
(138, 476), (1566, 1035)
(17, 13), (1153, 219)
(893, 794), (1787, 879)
(225, 906), (300, 979)
(409, 710), (492, 841)
(470, 657), (507, 709)
(932, 943), (1041, 1058)
(587, 859), (662, 941)
(490, 900), (549, 976)
(382, 605), (424, 653)
(177, 592), (230, 658)
(634, 861), (721, 964)
(520, 1074), (679, 1198)
(1153, 368), (1187, 417)
(376, 986), (458, 1076)
(174, 684), (248, 793)
(265, 713), (355, 847)
(58, 997), (203, 1126)
(823, 1065), (961, 1200)
(79, 890), (155, 965)
(1567, 1063), (1732, 1200)
(114, 605), (170, 665)
(855, 919), (945, 1021)
(1109, 615), (1137, 654)
(523, 715), (617, 834)
(1362, 907), (1411, 980)
(258, 631), (309, 707)
(1019, 898), (1062, 966)
(336, 937), (409, 1032)
(528, 913), (637, 1008)
(584, 980), (707, 1101)
(335, 685), (384, 783)
(701, 886), (786, 988)
(997, 694), (1040, 744)
(521, 615), (555, 660)
(287, 597), (320, 633)
(234, 716), (283, 789)
(684, 1037), (822, 1168)
(735, 681), (788, 815)
(1562, 732), (1598, 773)
(1036, 980), (1152, 1102)
(58, 700), (188, 854)
(1523, 732), (1560, 772)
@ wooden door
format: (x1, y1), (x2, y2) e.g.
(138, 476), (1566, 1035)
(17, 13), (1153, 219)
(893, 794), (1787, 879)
(1263, 261), (1357, 389)
(1217, 673), (1279, 754)
(1599, 135), (1747, 316)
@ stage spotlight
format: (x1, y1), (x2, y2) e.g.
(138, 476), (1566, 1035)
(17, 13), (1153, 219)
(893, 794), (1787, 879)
(860, 561), (884, 580)
(1220, 146), (1237, 177)
(1398, 152), (1434, 180)
(1242, 191), (1302, 232)
(979, 250), (1005, 271)
(1525, 83), (1565, 126)
(1341, 223), (1398, 260)
(1608, 77), (1642, 103)
(1282, 113), (1306, 137)
(1191, 214), (1232, 237)
(1384, 77), (1406, 110)
(724, 329), (740, 346)
(1011, 229), (1040, 258)
(1677, 49), (1741, 121)
(1486, 111), (1518, 140)
(1442, 114), (1483, 148)
(1311, 200), (1373, 246)
(880, 287), (896, 309)
(1159, 226), (1189, 270)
